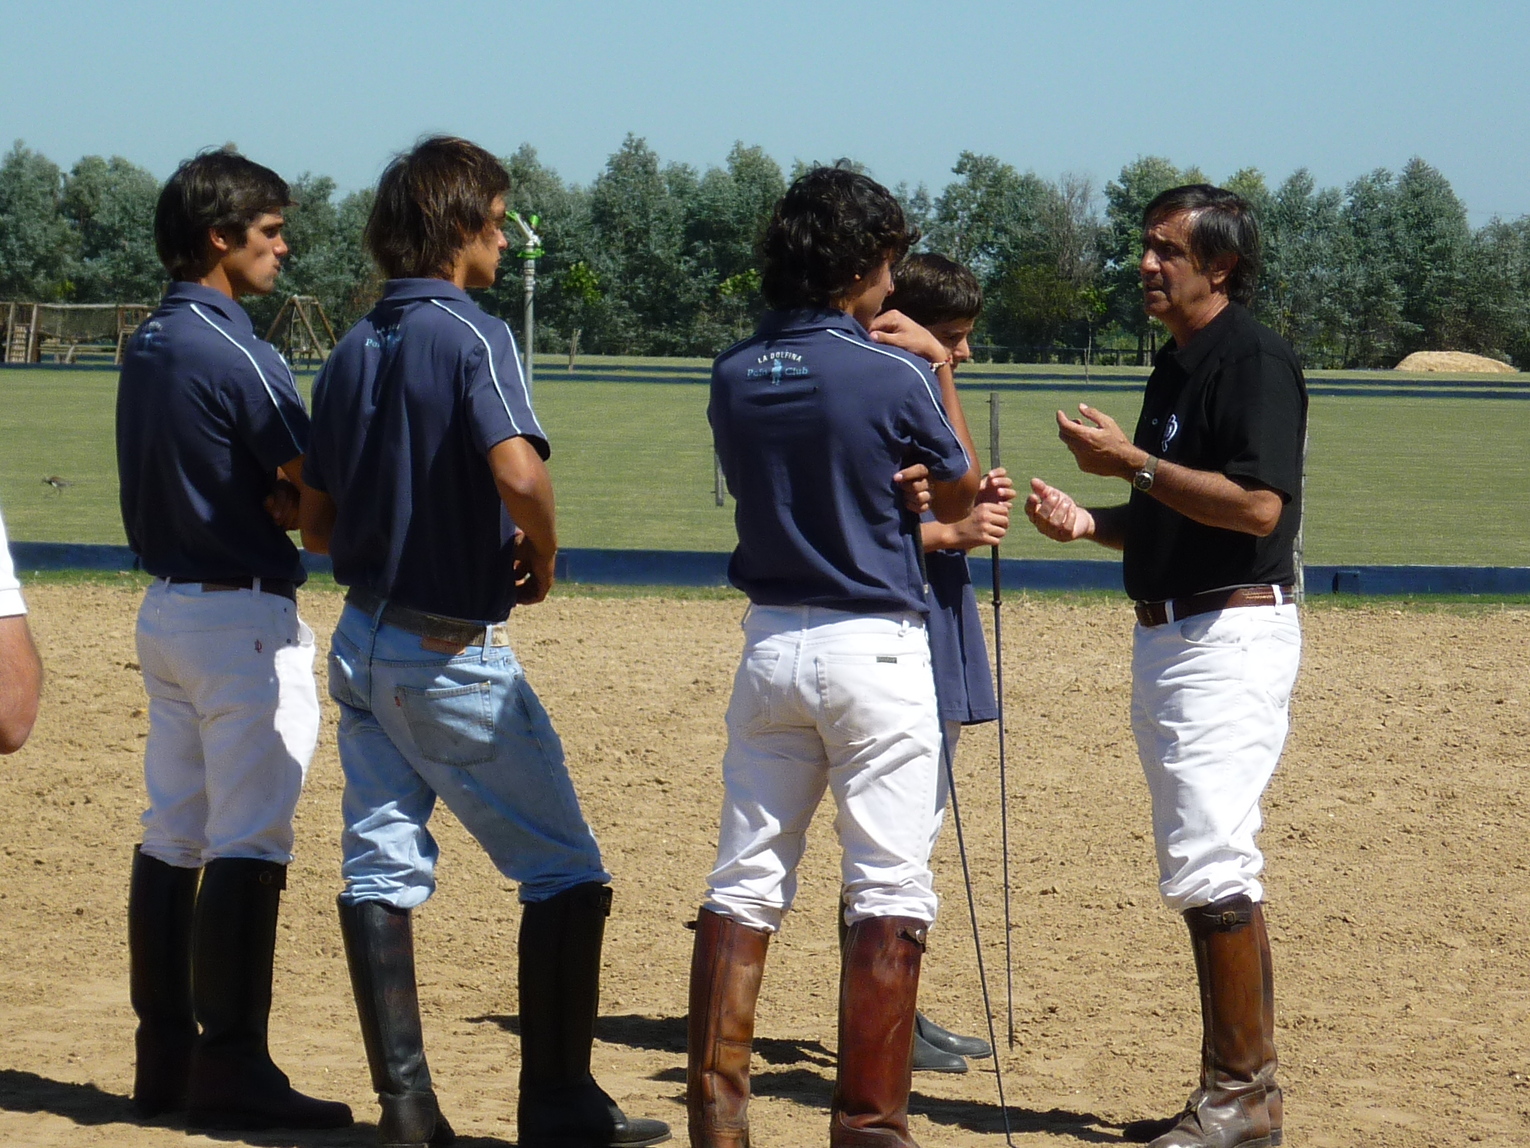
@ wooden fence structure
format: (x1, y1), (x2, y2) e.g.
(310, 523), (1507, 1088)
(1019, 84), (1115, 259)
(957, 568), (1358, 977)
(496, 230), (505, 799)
(1, 302), (154, 365)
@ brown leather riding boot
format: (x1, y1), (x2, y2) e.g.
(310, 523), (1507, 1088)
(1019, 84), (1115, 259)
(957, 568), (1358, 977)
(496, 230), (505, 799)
(1254, 906), (1282, 1147)
(686, 908), (770, 1148)
(830, 915), (926, 1148)
(1146, 896), (1272, 1148)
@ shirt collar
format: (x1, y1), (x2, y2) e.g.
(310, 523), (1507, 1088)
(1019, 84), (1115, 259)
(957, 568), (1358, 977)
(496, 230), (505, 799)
(378, 278), (477, 307)
(162, 282), (254, 335)
(1166, 302), (1241, 375)
(755, 308), (867, 338)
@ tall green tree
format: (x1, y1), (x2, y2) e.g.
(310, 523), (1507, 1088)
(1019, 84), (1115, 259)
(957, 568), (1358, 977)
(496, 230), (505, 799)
(1459, 216), (1530, 367)
(1257, 169), (1348, 366)
(1335, 169), (1409, 366)
(582, 135), (708, 354)
(1390, 157), (1473, 355)
(893, 181), (932, 247)
(983, 174), (1104, 354)
(61, 155), (162, 303)
(927, 152), (1051, 282)
(684, 142), (785, 348)
(0, 141), (76, 300)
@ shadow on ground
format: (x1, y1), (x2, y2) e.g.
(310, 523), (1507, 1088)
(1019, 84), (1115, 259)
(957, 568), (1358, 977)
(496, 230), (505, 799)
(469, 1011), (835, 1070)
(474, 1014), (1118, 1144)
(0, 1068), (519, 1148)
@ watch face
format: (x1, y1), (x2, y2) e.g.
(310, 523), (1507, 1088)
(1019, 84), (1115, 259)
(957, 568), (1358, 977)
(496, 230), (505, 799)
(1133, 471), (1153, 492)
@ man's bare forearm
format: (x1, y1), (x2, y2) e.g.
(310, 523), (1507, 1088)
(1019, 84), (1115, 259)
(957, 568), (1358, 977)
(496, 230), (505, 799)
(488, 437), (558, 553)
(927, 364), (981, 522)
(298, 488), (336, 555)
(1148, 461), (1283, 537)
(921, 521), (961, 552)
(1057, 404), (1282, 537)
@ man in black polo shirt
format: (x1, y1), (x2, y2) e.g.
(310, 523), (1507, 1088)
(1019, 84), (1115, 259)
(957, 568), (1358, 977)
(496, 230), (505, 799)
(1025, 184), (1305, 1148)
(117, 148), (350, 1131)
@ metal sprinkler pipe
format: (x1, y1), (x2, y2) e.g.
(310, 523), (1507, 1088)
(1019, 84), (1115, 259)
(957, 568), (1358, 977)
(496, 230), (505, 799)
(507, 211), (543, 392)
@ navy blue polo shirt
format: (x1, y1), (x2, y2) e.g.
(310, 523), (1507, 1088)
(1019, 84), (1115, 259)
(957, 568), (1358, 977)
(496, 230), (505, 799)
(305, 279), (546, 623)
(116, 282), (310, 583)
(925, 545), (998, 725)
(710, 308), (970, 615)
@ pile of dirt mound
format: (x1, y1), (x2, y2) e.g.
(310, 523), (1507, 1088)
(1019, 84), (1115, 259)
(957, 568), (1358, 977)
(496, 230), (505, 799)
(1395, 350), (1516, 372)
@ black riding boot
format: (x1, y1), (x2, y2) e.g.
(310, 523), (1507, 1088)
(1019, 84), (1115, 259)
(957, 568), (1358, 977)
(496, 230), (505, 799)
(338, 898), (455, 1147)
(128, 846), (200, 1117)
(516, 882), (671, 1148)
(185, 858), (353, 1130)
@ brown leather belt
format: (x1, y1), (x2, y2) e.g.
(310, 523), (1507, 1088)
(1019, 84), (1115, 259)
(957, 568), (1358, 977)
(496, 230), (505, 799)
(345, 587), (510, 648)
(1134, 584), (1294, 627)
(166, 576), (297, 602)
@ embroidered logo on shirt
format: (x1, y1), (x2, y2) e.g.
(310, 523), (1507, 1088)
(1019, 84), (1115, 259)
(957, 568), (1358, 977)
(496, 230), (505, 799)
(877, 655), (898, 663)
(366, 324), (402, 353)
(747, 351), (809, 384)
(1160, 413), (1180, 453)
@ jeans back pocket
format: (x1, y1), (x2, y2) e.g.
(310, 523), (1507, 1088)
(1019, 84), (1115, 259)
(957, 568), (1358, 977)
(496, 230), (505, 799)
(397, 680), (497, 766)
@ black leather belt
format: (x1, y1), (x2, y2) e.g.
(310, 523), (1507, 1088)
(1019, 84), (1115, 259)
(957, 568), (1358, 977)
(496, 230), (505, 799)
(1134, 584), (1294, 627)
(167, 576), (297, 602)
(345, 587), (509, 648)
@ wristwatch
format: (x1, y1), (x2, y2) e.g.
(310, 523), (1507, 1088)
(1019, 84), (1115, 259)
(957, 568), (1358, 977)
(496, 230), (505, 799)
(1132, 455), (1159, 492)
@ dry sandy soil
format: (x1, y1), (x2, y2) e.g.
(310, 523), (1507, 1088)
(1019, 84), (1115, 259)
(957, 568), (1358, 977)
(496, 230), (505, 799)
(1393, 351), (1516, 373)
(0, 583), (1527, 1148)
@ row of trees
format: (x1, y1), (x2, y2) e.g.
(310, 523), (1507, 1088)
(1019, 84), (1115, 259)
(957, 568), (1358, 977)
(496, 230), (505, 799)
(2, 138), (1528, 368)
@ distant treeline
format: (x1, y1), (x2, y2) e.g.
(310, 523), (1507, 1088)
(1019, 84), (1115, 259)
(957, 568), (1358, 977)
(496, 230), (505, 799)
(2, 137), (1528, 369)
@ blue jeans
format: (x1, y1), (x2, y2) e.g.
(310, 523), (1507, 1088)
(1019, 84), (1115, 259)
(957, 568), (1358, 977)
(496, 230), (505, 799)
(328, 602), (609, 908)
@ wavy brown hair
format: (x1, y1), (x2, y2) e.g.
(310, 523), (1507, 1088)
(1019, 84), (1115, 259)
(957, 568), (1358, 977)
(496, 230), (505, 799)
(760, 165), (915, 311)
(154, 147), (291, 280)
(886, 253), (983, 326)
(366, 136), (511, 279)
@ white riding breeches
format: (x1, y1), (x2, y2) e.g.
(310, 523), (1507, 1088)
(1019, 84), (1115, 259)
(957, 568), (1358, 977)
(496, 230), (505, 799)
(705, 605), (943, 932)
(1131, 603), (1302, 912)
(135, 579), (319, 867)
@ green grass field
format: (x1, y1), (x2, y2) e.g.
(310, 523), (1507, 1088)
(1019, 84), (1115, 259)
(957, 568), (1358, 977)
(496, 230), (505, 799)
(2, 361), (1527, 565)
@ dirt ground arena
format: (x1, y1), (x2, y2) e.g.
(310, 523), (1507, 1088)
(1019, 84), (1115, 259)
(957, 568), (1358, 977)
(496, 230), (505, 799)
(0, 583), (1526, 1148)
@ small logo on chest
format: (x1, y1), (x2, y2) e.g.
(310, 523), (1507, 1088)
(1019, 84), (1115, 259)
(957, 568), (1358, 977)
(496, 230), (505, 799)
(1160, 413), (1180, 453)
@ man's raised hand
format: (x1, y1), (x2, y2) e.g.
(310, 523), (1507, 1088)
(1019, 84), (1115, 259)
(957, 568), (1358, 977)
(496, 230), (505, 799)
(1056, 403), (1146, 480)
(867, 310), (947, 365)
(1025, 477), (1094, 543)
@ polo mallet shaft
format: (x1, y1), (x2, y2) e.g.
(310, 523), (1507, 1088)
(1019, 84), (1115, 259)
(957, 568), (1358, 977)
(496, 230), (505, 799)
(989, 391), (1016, 1049)
(941, 728), (1016, 1146)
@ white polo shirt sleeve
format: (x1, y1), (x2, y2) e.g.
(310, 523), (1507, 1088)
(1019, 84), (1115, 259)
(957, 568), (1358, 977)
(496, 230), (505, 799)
(0, 509), (26, 617)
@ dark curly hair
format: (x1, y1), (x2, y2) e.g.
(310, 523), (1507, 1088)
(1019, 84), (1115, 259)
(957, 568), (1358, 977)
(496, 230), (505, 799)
(885, 253), (983, 326)
(154, 147), (291, 281)
(1143, 184), (1262, 307)
(760, 165), (915, 311)
(366, 136), (511, 279)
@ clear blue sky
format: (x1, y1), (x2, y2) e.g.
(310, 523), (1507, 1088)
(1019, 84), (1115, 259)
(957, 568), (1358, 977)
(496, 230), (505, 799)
(3, 0), (1526, 224)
